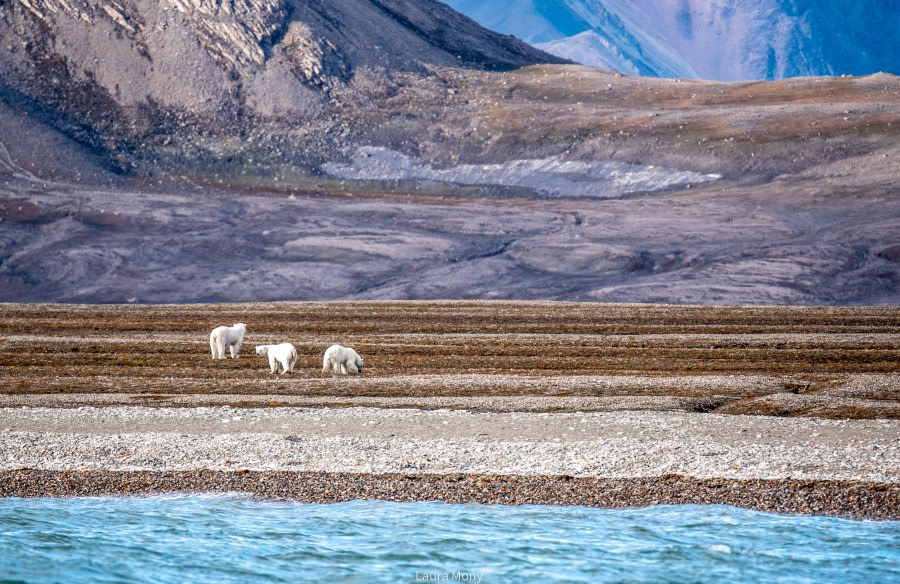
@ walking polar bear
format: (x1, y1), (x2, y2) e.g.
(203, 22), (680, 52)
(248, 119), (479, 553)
(322, 344), (364, 374)
(209, 323), (247, 359)
(255, 343), (298, 374)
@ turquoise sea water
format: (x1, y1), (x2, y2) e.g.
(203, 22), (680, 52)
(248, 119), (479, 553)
(0, 496), (897, 584)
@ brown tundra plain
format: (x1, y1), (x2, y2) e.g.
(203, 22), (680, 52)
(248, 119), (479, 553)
(1, 301), (897, 418)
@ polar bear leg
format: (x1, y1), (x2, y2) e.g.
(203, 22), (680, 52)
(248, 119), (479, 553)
(268, 354), (278, 374)
(288, 354), (297, 373)
(345, 361), (359, 374)
(210, 335), (217, 359)
(230, 340), (242, 359)
(279, 357), (291, 374)
(340, 362), (348, 374)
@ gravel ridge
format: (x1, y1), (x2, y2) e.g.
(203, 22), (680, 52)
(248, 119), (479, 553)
(1, 470), (897, 521)
(2, 407), (897, 482)
(3, 406), (898, 518)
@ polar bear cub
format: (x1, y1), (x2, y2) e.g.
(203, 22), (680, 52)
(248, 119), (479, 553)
(322, 344), (364, 374)
(209, 323), (247, 359)
(255, 343), (298, 374)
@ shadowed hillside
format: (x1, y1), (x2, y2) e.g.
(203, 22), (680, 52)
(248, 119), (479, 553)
(0, 0), (563, 177)
(0, 1), (897, 304)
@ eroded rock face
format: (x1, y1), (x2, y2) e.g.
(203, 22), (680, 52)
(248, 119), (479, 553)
(163, 0), (289, 69)
(10, 0), (331, 83)
(3, 0), (558, 99)
(279, 21), (350, 87)
(15, 0), (139, 32)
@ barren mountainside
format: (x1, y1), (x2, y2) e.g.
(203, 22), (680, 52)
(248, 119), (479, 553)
(0, 0), (897, 305)
(0, 0), (563, 174)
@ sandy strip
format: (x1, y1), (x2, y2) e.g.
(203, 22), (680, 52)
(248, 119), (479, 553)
(1, 407), (897, 482)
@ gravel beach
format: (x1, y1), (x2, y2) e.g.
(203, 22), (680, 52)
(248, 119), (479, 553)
(2, 406), (897, 518)
(2, 407), (898, 481)
(2, 470), (896, 521)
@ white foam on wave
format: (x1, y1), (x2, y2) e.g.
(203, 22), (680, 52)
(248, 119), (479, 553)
(322, 147), (720, 199)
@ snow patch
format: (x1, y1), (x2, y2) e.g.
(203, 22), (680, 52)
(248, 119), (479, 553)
(323, 147), (719, 198)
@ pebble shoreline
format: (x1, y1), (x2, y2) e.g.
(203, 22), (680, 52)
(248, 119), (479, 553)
(1, 470), (897, 520)
(2, 406), (898, 519)
(2, 407), (897, 481)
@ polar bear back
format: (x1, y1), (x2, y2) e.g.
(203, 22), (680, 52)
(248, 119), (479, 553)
(209, 323), (247, 359)
(211, 323), (246, 339)
(322, 344), (364, 374)
(256, 342), (298, 374)
(257, 343), (296, 359)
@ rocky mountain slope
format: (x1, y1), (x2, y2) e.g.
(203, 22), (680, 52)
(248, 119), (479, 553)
(445, 0), (900, 81)
(0, 0), (563, 178)
(0, 1), (897, 305)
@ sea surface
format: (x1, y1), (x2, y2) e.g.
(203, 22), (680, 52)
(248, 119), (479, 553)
(0, 496), (897, 583)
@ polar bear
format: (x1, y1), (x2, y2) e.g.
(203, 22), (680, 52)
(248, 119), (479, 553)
(322, 344), (364, 374)
(209, 323), (247, 359)
(255, 343), (298, 374)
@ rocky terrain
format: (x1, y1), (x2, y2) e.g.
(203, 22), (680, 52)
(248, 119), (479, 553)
(1, 301), (898, 517)
(0, 1), (898, 304)
(1, 1), (896, 519)
(0, 0), (562, 176)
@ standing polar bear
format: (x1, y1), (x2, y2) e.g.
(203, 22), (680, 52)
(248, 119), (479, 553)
(255, 343), (298, 374)
(322, 344), (364, 374)
(209, 323), (247, 359)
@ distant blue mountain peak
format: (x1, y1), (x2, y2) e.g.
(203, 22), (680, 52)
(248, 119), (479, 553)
(442, 0), (900, 80)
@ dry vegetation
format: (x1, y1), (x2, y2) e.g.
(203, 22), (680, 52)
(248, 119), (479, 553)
(0, 301), (897, 418)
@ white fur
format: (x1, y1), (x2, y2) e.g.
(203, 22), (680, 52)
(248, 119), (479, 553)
(322, 344), (364, 374)
(255, 343), (298, 374)
(209, 323), (247, 359)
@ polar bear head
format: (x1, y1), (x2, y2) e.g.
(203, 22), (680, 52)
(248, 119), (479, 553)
(255, 345), (269, 356)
